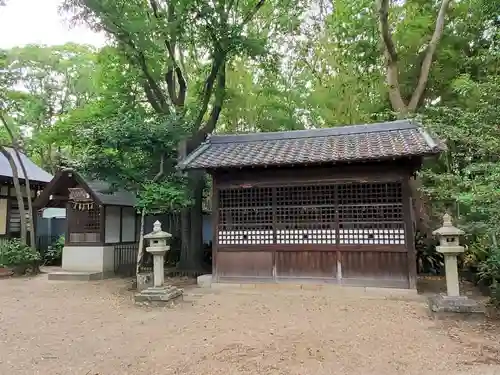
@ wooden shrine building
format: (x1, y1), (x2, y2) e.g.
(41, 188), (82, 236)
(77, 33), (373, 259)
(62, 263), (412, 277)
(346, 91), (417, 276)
(178, 120), (444, 289)
(0, 148), (52, 240)
(34, 168), (138, 277)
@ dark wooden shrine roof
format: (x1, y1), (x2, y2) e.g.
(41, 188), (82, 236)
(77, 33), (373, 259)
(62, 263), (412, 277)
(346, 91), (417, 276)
(34, 168), (136, 208)
(178, 120), (444, 170)
(0, 147), (52, 183)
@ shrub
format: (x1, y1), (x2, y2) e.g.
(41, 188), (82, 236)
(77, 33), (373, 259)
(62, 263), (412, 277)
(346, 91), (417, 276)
(43, 235), (64, 266)
(415, 231), (443, 275)
(0, 239), (41, 267)
(478, 247), (500, 307)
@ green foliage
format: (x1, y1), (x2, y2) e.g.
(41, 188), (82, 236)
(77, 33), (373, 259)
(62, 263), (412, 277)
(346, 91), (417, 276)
(1, 43), (98, 172)
(478, 248), (500, 307)
(415, 231), (443, 275)
(0, 239), (41, 267)
(137, 179), (193, 214)
(43, 236), (65, 266)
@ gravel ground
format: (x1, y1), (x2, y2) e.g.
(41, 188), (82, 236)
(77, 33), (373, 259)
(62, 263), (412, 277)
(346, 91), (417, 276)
(1, 274), (500, 375)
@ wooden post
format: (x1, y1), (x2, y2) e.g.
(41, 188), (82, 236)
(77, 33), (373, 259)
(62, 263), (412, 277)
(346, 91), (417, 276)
(402, 176), (417, 289)
(211, 174), (219, 282)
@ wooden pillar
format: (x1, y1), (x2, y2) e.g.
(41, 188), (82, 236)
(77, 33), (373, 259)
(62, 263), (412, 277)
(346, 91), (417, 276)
(65, 202), (71, 245)
(402, 176), (417, 289)
(211, 174), (219, 281)
(119, 207), (123, 243)
(271, 186), (277, 280)
(100, 205), (106, 245)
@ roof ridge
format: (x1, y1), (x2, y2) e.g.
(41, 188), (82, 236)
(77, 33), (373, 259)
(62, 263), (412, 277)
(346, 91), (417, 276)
(209, 120), (416, 145)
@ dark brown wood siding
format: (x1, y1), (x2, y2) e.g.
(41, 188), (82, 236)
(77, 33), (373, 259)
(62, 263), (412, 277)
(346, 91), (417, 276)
(211, 162), (416, 288)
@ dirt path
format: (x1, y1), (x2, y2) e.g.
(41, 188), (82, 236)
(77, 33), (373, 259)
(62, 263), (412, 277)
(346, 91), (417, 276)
(0, 275), (499, 375)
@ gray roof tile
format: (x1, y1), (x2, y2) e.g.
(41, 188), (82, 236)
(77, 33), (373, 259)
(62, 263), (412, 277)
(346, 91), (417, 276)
(178, 120), (444, 170)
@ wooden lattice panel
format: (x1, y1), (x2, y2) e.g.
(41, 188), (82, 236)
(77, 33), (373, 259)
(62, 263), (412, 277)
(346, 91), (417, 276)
(218, 230), (273, 245)
(339, 228), (405, 245)
(276, 229), (336, 244)
(217, 182), (405, 246)
(69, 206), (101, 243)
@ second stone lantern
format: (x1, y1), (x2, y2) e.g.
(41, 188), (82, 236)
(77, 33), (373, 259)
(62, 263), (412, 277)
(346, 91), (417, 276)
(432, 213), (465, 297)
(134, 220), (183, 305)
(428, 213), (483, 317)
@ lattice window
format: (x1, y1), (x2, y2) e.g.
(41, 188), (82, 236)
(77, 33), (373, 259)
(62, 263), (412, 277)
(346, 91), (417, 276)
(71, 207), (101, 231)
(69, 205), (101, 243)
(218, 187), (272, 244)
(216, 182), (405, 246)
(338, 182), (404, 245)
(276, 185), (335, 206)
(275, 185), (336, 244)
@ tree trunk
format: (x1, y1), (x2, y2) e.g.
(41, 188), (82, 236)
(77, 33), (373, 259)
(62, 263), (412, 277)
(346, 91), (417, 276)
(179, 207), (191, 269)
(136, 207), (146, 275)
(0, 115), (35, 248)
(135, 154), (164, 276)
(181, 171), (205, 271)
(0, 147), (26, 244)
(177, 138), (206, 272)
(12, 150), (35, 250)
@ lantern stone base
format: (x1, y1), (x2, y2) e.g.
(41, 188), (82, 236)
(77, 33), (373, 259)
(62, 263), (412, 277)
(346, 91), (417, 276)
(134, 285), (183, 306)
(428, 294), (484, 319)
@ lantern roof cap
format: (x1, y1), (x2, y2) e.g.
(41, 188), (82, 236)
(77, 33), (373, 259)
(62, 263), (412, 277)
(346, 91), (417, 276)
(432, 213), (464, 236)
(144, 221), (172, 240)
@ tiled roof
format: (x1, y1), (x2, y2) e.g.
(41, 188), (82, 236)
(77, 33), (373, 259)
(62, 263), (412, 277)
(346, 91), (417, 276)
(86, 180), (136, 207)
(34, 168), (136, 208)
(0, 147), (52, 183)
(178, 120), (444, 170)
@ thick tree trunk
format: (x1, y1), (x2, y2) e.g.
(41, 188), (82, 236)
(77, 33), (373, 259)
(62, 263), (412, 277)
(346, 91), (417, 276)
(377, 0), (452, 235)
(184, 171), (205, 271)
(179, 207), (191, 269)
(0, 147), (26, 244)
(177, 137), (206, 271)
(177, 171), (205, 270)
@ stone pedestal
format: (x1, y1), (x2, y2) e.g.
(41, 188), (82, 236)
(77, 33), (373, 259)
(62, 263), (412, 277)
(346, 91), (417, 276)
(134, 286), (183, 306)
(443, 252), (460, 297)
(428, 294), (484, 319)
(134, 221), (183, 305)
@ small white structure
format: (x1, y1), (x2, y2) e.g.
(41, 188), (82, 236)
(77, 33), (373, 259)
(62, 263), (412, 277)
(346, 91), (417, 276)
(433, 213), (465, 297)
(33, 168), (139, 280)
(134, 221), (183, 305)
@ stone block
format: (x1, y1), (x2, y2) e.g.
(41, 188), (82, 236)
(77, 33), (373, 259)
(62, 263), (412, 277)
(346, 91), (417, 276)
(137, 272), (153, 291)
(428, 294), (485, 320)
(301, 284), (324, 291)
(48, 271), (103, 281)
(197, 274), (212, 288)
(240, 283), (257, 289)
(134, 285), (183, 306)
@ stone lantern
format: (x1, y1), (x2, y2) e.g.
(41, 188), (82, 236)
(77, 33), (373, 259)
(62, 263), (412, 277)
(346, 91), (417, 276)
(134, 221), (183, 305)
(144, 220), (171, 288)
(432, 213), (464, 297)
(428, 213), (483, 317)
